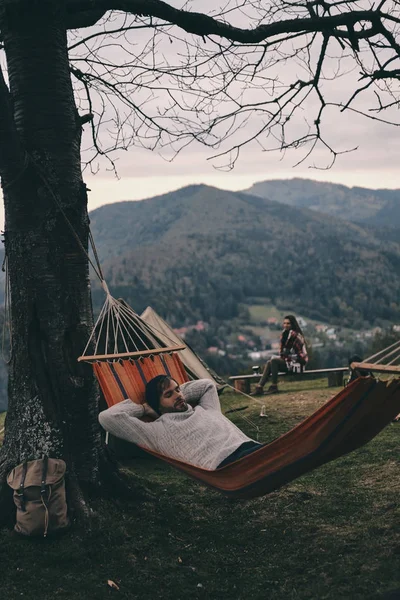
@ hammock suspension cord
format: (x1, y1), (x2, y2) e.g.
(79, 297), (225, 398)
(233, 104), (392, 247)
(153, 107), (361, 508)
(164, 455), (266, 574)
(364, 339), (400, 367)
(223, 381), (262, 439)
(27, 154), (106, 284)
(80, 284), (186, 360)
(17, 157), (184, 360)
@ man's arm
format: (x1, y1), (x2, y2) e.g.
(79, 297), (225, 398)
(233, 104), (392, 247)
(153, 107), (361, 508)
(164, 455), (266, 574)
(98, 400), (158, 445)
(182, 379), (221, 412)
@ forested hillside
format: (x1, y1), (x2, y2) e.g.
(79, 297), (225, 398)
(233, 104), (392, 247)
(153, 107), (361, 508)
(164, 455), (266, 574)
(246, 179), (400, 227)
(90, 185), (400, 328)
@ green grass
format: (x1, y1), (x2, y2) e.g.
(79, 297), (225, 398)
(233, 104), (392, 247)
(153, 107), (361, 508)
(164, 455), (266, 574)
(0, 383), (399, 600)
(247, 303), (284, 324)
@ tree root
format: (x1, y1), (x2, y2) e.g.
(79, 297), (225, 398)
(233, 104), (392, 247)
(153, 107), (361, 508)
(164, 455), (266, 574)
(66, 470), (93, 532)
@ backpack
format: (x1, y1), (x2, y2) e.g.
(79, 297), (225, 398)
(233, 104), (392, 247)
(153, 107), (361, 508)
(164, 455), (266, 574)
(7, 457), (69, 537)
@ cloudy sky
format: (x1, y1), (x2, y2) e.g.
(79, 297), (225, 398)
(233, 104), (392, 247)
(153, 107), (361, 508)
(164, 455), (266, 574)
(78, 1), (400, 214)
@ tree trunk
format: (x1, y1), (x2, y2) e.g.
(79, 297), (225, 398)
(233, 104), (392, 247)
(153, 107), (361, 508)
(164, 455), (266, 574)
(0, 1), (109, 524)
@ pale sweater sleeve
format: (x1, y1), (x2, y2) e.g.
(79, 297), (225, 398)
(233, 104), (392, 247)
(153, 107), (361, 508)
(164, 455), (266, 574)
(182, 379), (221, 412)
(98, 400), (152, 446)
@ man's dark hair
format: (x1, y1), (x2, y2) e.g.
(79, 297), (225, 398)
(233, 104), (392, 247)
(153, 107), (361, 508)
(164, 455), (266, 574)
(145, 375), (172, 414)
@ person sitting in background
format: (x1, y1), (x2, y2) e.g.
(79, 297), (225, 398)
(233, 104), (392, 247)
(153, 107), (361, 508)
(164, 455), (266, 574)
(252, 314), (308, 396)
(99, 376), (263, 470)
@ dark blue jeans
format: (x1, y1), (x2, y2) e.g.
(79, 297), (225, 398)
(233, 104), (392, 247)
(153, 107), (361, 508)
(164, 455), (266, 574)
(217, 441), (263, 468)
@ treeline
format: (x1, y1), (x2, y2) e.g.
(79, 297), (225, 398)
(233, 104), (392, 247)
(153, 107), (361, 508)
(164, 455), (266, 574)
(93, 226), (400, 329)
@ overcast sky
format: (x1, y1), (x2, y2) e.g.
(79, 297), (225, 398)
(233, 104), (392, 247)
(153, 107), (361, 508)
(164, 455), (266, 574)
(82, 87), (400, 214)
(76, 2), (400, 214)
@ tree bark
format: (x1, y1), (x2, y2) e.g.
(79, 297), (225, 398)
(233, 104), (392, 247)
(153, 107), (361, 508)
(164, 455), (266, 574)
(0, 0), (107, 524)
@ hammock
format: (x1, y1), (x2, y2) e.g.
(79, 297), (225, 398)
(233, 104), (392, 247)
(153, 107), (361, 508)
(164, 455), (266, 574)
(101, 375), (400, 498)
(153, 377), (400, 499)
(78, 289), (400, 499)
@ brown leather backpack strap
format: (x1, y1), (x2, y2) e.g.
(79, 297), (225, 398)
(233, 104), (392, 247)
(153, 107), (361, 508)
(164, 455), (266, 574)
(17, 461), (28, 512)
(40, 457), (50, 538)
(40, 457), (49, 499)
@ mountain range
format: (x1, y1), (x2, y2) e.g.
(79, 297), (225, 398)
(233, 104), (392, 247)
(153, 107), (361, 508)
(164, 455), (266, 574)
(246, 178), (400, 228)
(89, 180), (400, 329)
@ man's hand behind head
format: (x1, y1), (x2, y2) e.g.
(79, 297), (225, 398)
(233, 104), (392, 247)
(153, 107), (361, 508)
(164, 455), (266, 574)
(142, 402), (160, 420)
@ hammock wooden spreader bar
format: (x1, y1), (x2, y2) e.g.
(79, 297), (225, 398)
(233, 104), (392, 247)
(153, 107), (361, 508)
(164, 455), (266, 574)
(351, 362), (400, 375)
(140, 377), (400, 499)
(78, 345), (186, 363)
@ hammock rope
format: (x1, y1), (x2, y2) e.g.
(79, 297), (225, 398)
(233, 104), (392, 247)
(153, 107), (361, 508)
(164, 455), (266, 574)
(223, 381), (262, 439)
(353, 339), (400, 374)
(28, 154), (106, 284)
(79, 288), (187, 362)
(364, 339), (400, 364)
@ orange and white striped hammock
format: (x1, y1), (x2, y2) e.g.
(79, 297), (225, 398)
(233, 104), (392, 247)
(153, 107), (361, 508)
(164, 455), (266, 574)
(92, 352), (188, 407)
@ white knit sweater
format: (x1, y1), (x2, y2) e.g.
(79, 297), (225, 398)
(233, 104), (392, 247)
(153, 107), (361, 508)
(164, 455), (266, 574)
(98, 379), (254, 470)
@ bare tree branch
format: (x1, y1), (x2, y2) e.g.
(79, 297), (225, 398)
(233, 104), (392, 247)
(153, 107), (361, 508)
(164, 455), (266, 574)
(64, 1), (400, 171)
(70, 0), (388, 44)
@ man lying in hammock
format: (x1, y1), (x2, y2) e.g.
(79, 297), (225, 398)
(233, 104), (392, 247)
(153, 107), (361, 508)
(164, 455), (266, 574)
(99, 376), (262, 470)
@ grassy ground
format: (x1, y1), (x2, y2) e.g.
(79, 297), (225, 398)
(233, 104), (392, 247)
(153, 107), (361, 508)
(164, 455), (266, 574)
(247, 303), (285, 323)
(0, 381), (399, 600)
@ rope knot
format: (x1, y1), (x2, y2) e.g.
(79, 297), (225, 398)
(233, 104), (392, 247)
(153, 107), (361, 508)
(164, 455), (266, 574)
(101, 280), (111, 296)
